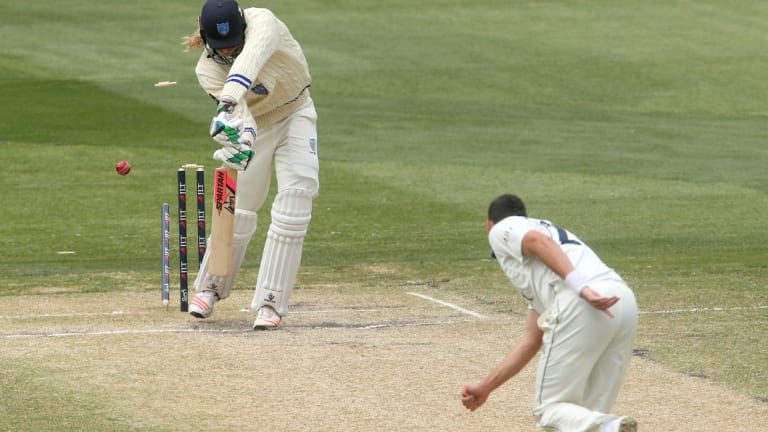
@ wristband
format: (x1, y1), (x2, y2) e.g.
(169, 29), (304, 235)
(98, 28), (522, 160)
(564, 270), (588, 295)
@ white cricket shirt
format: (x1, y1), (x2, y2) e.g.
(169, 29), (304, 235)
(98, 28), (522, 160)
(195, 8), (312, 129)
(489, 216), (622, 313)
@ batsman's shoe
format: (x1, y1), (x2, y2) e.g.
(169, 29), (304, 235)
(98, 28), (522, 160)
(253, 306), (281, 330)
(601, 416), (638, 432)
(189, 291), (219, 319)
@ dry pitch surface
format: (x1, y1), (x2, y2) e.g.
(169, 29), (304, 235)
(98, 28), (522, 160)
(1, 284), (766, 431)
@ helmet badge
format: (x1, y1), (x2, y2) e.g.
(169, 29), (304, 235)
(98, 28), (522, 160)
(216, 22), (230, 36)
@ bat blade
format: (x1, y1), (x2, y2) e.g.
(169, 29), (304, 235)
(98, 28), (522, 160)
(209, 167), (237, 277)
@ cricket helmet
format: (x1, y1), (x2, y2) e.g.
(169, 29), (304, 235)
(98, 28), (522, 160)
(199, 0), (246, 50)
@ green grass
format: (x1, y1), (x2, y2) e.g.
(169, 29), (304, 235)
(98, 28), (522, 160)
(0, 0), (766, 427)
(0, 360), (162, 432)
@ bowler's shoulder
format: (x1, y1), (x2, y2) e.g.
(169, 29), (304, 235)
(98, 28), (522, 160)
(489, 216), (530, 241)
(495, 216), (533, 231)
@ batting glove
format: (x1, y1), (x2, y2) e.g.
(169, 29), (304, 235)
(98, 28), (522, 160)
(209, 110), (257, 147)
(213, 144), (255, 172)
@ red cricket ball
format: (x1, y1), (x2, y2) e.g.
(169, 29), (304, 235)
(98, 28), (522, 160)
(116, 160), (132, 176)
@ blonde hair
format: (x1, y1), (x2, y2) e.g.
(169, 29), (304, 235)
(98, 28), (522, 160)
(183, 30), (205, 51)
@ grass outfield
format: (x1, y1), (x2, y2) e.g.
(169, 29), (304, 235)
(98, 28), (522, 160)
(1, 0), (766, 428)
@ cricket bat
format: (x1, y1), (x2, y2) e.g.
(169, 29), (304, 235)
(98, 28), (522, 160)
(209, 167), (237, 277)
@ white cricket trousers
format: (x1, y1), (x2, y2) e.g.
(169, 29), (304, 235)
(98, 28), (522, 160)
(534, 279), (638, 432)
(236, 97), (319, 212)
(193, 97), (318, 302)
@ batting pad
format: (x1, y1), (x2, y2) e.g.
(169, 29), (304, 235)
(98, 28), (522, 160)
(250, 189), (313, 316)
(194, 210), (258, 300)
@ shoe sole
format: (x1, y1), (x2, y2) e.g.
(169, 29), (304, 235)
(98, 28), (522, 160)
(253, 319), (281, 330)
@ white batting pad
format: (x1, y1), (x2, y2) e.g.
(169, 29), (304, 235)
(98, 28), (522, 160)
(250, 189), (313, 316)
(194, 209), (258, 300)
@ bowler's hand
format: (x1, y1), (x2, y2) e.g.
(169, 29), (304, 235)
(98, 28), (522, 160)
(461, 382), (489, 411)
(580, 287), (620, 318)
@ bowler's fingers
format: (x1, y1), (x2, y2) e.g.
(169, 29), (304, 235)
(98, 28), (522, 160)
(462, 398), (478, 411)
(597, 296), (620, 318)
(460, 390), (478, 410)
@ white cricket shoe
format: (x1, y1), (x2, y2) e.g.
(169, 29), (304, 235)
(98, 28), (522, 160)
(253, 306), (281, 330)
(601, 416), (637, 432)
(189, 291), (219, 319)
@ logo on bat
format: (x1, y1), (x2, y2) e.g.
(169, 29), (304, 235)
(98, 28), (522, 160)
(214, 170), (237, 215)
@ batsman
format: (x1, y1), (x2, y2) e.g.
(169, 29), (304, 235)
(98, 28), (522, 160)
(184, 0), (319, 329)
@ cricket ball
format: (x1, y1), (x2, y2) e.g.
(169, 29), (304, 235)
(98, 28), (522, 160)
(116, 160), (132, 176)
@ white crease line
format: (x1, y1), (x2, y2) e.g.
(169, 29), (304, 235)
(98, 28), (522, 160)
(0, 311), (127, 319)
(4, 303), (762, 339)
(2, 308), (384, 320)
(1, 328), (250, 339)
(407, 292), (491, 320)
(640, 305), (768, 315)
(239, 308), (383, 314)
(0, 320), (460, 339)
